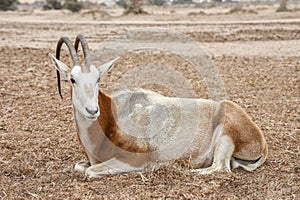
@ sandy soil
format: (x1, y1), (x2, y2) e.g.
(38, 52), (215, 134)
(0, 3), (299, 199)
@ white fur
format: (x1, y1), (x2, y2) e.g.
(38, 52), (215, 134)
(49, 54), (117, 121)
(71, 65), (100, 120)
(191, 135), (234, 174)
(85, 158), (143, 177)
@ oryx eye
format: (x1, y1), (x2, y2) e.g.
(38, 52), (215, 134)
(96, 77), (101, 83)
(70, 78), (76, 84)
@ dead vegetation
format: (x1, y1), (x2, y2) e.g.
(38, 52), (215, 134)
(1, 48), (299, 199)
(0, 5), (299, 199)
(227, 6), (258, 15)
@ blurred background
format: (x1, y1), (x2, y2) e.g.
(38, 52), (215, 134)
(0, 0), (299, 17)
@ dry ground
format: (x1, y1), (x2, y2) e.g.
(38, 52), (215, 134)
(0, 3), (299, 199)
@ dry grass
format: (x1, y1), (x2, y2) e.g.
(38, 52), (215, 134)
(0, 45), (299, 199)
(0, 7), (299, 198)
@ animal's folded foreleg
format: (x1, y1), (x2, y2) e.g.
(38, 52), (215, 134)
(85, 157), (143, 178)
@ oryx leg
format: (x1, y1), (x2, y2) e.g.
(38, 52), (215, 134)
(74, 160), (90, 173)
(192, 135), (234, 174)
(85, 157), (143, 178)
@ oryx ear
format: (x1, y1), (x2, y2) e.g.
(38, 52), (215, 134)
(97, 57), (119, 77)
(48, 53), (71, 80)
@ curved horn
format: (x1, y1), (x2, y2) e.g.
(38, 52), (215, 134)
(56, 37), (80, 65)
(55, 37), (80, 99)
(74, 34), (92, 67)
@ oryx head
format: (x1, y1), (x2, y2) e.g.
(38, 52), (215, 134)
(49, 35), (118, 121)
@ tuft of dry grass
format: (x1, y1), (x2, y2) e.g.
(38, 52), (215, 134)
(227, 7), (258, 15)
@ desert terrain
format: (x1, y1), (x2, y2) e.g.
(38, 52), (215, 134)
(0, 2), (299, 199)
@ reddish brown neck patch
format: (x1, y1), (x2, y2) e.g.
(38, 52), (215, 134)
(97, 91), (149, 154)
